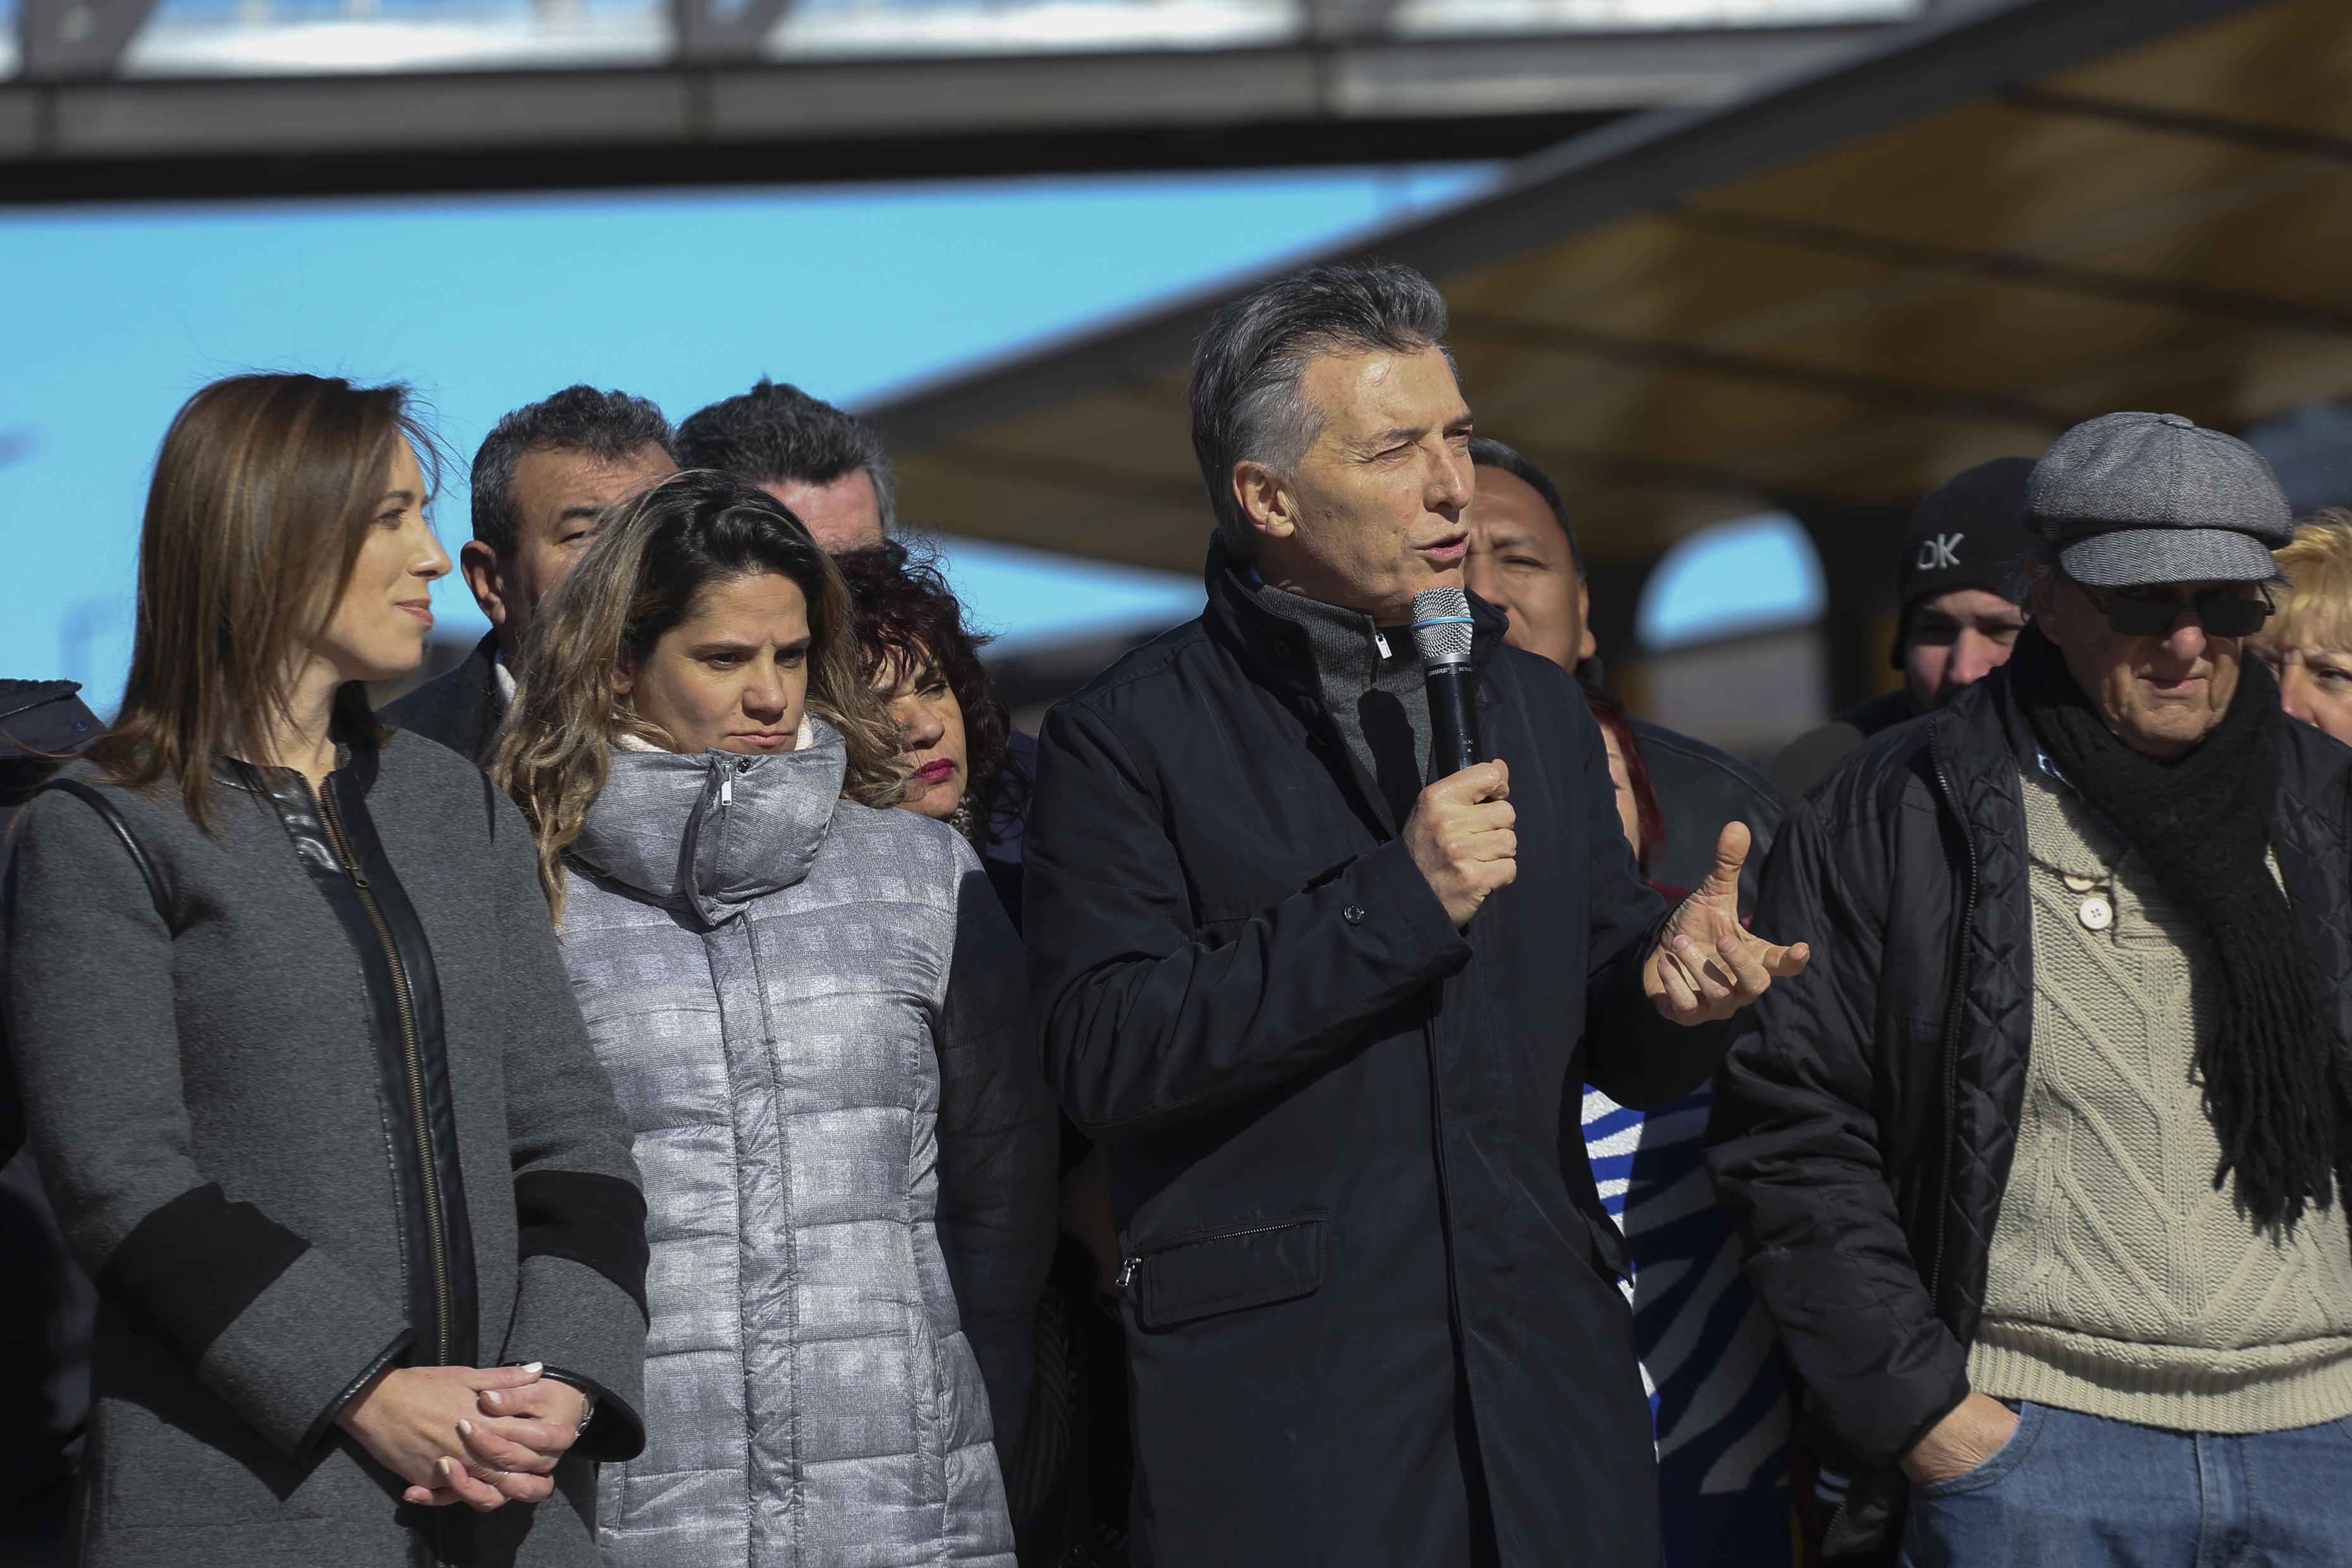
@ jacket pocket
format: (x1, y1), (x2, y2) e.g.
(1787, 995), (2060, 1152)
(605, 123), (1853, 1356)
(1123, 1212), (1329, 1329)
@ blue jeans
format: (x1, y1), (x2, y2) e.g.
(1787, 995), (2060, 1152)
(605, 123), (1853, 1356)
(1900, 1402), (2352, 1567)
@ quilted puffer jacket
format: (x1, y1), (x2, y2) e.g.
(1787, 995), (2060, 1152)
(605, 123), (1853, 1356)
(1704, 665), (2352, 1544)
(557, 724), (1057, 1567)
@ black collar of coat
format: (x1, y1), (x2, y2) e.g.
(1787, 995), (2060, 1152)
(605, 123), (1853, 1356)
(211, 707), (383, 800)
(1197, 535), (1511, 710)
(1196, 537), (1510, 836)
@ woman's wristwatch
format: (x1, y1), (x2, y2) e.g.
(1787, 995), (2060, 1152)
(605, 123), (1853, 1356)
(540, 1371), (597, 1438)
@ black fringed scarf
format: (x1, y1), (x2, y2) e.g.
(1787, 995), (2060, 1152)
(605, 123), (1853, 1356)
(2012, 623), (2352, 1235)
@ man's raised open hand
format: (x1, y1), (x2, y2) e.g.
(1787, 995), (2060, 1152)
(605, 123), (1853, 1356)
(1645, 821), (1810, 1024)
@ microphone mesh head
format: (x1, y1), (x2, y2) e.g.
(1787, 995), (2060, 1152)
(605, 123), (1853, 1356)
(1410, 587), (1476, 668)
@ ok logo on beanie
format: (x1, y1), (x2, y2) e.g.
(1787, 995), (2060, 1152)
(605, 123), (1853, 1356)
(1917, 532), (1964, 571)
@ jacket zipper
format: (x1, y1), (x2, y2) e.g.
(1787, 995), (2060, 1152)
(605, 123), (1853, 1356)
(308, 776), (455, 1568)
(315, 780), (451, 1367)
(1115, 1218), (1310, 1289)
(1924, 737), (1978, 1313)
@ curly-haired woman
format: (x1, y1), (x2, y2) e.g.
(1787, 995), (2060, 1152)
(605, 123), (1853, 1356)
(833, 539), (1143, 1563)
(831, 541), (1030, 913)
(494, 472), (1055, 1567)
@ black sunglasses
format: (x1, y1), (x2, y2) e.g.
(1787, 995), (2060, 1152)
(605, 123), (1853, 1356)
(2074, 580), (2274, 639)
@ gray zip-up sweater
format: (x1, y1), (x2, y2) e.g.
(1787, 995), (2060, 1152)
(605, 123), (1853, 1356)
(559, 724), (1056, 1567)
(0, 729), (647, 1568)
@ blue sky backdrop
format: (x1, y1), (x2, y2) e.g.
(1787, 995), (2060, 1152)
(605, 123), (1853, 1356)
(1, 168), (1485, 708)
(1, 164), (1816, 713)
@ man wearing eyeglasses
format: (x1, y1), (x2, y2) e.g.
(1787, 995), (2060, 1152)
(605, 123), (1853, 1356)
(1707, 412), (2352, 1566)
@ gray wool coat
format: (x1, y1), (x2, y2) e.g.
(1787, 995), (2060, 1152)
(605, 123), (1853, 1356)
(560, 725), (1056, 1568)
(0, 729), (647, 1568)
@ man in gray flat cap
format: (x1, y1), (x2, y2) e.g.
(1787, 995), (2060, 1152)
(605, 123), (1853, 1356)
(1707, 411), (2352, 1565)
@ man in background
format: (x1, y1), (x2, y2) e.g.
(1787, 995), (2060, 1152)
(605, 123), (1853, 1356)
(383, 385), (676, 763)
(1765, 457), (2034, 794)
(676, 377), (892, 553)
(1462, 437), (1787, 914)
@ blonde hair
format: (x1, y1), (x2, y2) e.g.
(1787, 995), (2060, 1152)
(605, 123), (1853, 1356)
(2265, 509), (2352, 652)
(89, 374), (432, 831)
(493, 470), (905, 919)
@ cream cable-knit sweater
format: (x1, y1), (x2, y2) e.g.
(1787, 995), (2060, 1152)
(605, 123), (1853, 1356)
(1966, 764), (2352, 1432)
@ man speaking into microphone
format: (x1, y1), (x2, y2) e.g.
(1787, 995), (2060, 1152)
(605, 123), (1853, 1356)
(1024, 260), (1808, 1568)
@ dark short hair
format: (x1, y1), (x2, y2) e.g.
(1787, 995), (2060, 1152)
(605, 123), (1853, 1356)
(1467, 436), (1586, 579)
(675, 379), (897, 531)
(471, 386), (675, 558)
(832, 539), (1028, 853)
(1189, 260), (1452, 561)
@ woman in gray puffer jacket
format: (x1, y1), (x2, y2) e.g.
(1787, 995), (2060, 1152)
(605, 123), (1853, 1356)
(495, 472), (1057, 1568)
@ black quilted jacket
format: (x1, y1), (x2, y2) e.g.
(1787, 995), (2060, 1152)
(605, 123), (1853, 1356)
(1705, 665), (2352, 1471)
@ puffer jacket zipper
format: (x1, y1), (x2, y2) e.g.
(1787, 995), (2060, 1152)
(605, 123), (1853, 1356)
(310, 777), (455, 1568)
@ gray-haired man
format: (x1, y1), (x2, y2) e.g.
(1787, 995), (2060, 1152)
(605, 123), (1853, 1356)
(1023, 260), (1806, 1567)
(1709, 412), (2352, 1564)
(383, 386), (676, 763)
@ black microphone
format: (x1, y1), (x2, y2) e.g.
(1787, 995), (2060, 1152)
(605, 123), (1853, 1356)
(1411, 587), (1481, 781)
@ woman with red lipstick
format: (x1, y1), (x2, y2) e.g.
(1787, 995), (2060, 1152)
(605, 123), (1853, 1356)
(834, 541), (1137, 1564)
(3, 374), (649, 1567)
(833, 542), (1031, 897)
(496, 472), (1057, 1568)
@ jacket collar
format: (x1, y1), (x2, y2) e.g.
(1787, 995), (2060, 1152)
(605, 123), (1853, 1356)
(1198, 539), (1509, 836)
(211, 711), (383, 800)
(1197, 537), (1510, 709)
(570, 718), (845, 926)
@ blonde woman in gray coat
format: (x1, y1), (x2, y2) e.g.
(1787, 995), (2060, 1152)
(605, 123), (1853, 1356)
(495, 472), (1057, 1568)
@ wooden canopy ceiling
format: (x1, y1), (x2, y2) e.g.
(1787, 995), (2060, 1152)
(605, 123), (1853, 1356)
(864, 0), (2352, 579)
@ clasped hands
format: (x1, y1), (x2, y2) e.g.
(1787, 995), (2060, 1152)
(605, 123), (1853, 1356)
(335, 1361), (589, 1512)
(1404, 762), (1808, 1021)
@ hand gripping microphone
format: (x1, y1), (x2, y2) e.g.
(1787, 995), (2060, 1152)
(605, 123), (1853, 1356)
(1411, 586), (1481, 781)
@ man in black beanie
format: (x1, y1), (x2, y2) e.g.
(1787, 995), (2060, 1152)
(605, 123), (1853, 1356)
(1765, 458), (2035, 793)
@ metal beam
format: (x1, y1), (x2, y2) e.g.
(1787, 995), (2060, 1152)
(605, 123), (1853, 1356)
(860, 0), (2261, 439)
(2005, 83), (2352, 164)
(17, 0), (161, 81)
(920, 441), (1207, 512)
(1666, 203), (2352, 334)
(0, 22), (1890, 203)
(0, 106), (1623, 205)
(1445, 308), (2068, 427)
(673, 0), (800, 65)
